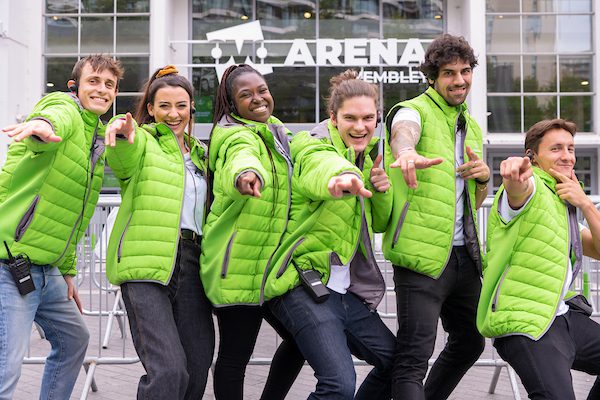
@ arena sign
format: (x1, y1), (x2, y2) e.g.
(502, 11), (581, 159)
(201, 21), (428, 84)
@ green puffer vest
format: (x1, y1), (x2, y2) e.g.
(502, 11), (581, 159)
(0, 92), (105, 275)
(201, 114), (292, 307)
(105, 121), (207, 285)
(382, 87), (483, 278)
(263, 120), (392, 310)
(477, 167), (578, 340)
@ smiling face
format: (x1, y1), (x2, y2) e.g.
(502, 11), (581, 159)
(533, 128), (576, 177)
(433, 59), (472, 106)
(231, 72), (274, 123)
(147, 86), (191, 138)
(71, 62), (118, 115)
(331, 95), (377, 153)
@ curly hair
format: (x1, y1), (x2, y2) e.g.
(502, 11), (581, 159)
(420, 34), (478, 83)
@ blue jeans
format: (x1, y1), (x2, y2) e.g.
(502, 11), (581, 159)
(268, 287), (395, 400)
(0, 262), (89, 400)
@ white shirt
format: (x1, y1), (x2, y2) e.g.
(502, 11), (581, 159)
(392, 108), (465, 244)
(180, 152), (207, 235)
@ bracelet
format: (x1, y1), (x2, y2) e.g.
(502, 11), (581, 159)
(475, 177), (490, 185)
(476, 183), (488, 191)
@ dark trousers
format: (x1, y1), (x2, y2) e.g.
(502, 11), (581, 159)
(392, 246), (485, 400)
(121, 239), (215, 400)
(494, 309), (600, 400)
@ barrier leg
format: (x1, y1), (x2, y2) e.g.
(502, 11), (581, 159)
(102, 288), (124, 348)
(80, 361), (98, 400)
(488, 364), (502, 394)
(507, 365), (522, 400)
(34, 322), (45, 340)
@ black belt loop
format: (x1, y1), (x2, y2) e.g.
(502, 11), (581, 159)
(180, 229), (202, 246)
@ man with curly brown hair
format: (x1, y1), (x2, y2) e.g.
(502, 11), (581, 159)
(383, 34), (489, 399)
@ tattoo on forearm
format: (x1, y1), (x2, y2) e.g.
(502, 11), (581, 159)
(390, 120), (421, 155)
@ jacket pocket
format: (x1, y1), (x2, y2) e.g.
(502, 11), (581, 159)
(276, 237), (305, 278)
(491, 265), (511, 312)
(15, 195), (40, 241)
(221, 231), (237, 278)
(117, 215), (133, 263)
(391, 201), (410, 248)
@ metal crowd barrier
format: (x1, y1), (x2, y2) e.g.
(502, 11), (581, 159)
(22, 195), (600, 399)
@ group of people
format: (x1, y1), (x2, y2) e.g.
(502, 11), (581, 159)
(1, 32), (600, 400)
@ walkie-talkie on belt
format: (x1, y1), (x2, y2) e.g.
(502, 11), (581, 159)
(3, 241), (35, 295)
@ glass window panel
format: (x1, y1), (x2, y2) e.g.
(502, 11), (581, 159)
(522, 55), (556, 92)
(560, 96), (592, 132)
(192, 0), (253, 39)
(577, 155), (591, 169)
(117, 0), (150, 12)
(46, 0), (79, 13)
(523, 0), (555, 12)
(486, 0), (519, 13)
(382, 67), (426, 117)
(557, 16), (591, 53)
(383, 0), (443, 40)
(319, 0), (379, 39)
(557, 0), (591, 12)
(81, 0), (114, 13)
(45, 16), (78, 53)
(523, 15), (555, 53)
(487, 55), (520, 92)
(192, 68), (218, 123)
(560, 55), (592, 93)
(257, 1), (316, 40)
(114, 95), (141, 117)
(45, 57), (78, 94)
(81, 17), (114, 53)
(486, 15), (520, 53)
(524, 95), (556, 130)
(102, 167), (121, 193)
(117, 57), (149, 93)
(265, 68), (316, 123)
(318, 67), (349, 121)
(116, 17), (150, 53)
(487, 96), (521, 132)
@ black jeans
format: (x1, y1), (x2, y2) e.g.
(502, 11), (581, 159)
(392, 246), (485, 400)
(494, 309), (600, 400)
(121, 239), (215, 400)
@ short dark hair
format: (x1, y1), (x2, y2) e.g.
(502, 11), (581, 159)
(420, 34), (478, 83)
(71, 54), (124, 86)
(524, 119), (577, 154)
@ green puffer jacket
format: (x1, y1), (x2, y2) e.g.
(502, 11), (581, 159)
(0, 92), (105, 275)
(477, 167), (580, 340)
(263, 120), (392, 310)
(200, 114), (292, 307)
(382, 86), (484, 278)
(105, 120), (207, 285)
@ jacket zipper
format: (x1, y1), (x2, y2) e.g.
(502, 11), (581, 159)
(14, 195), (40, 241)
(491, 265), (511, 312)
(391, 201), (410, 248)
(117, 214), (133, 262)
(221, 231), (237, 278)
(165, 130), (186, 285)
(276, 237), (306, 278)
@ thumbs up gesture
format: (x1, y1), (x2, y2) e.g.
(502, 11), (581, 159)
(369, 154), (390, 192)
(456, 146), (490, 183)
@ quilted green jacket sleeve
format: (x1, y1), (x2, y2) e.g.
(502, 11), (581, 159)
(105, 114), (146, 182)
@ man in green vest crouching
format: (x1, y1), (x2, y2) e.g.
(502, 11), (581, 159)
(478, 118), (600, 399)
(384, 34), (489, 399)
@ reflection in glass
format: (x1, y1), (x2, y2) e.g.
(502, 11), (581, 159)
(557, 0), (591, 13)
(319, 0), (379, 39)
(486, 0), (519, 13)
(486, 15), (520, 53)
(192, 0), (253, 38)
(116, 17), (150, 53)
(523, 15), (555, 53)
(383, 0), (443, 39)
(81, 17), (114, 53)
(117, 57), (149, 93)
(265, 67), (316, 123)
(524, 95), (556, 130)
(46, 0), (79, 13)
(45, 57), (78, 94)
(46, 16), (78, 53)
(257, 1), (316, 39)
(82, 0), (114, 13)
(488, 96), (521, 133)
(557, 16), (591, 53)
(318, 67), (347, 120)
(115, 95), (141, 117)
(559, 55), (592, 93)
(522, 55), (556, 92)
(487, 55), (521, 92)
(523, 0), (555, 12)
(382, 67), (425, 116)
(117, 0), (150, 12)
(560, 96), (592, 132)
(192, 68), (218, 123)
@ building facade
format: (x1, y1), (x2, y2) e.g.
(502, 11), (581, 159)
(0, 0), (597, 193)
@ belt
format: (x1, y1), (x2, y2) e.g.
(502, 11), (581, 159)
(180, 229), (201, 245)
